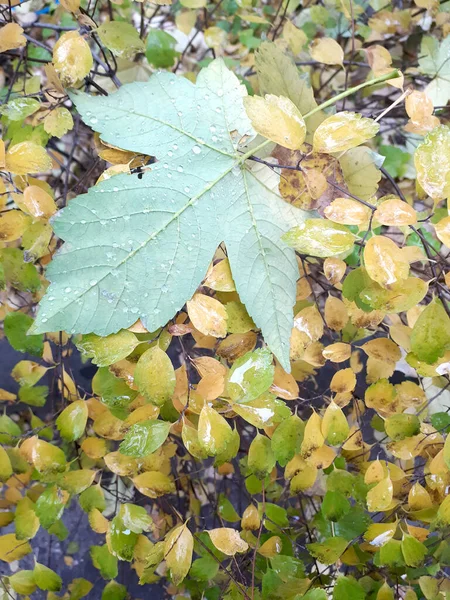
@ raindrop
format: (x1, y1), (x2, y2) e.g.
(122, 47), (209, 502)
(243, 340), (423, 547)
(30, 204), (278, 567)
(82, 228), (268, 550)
(192, 146), (201, 155)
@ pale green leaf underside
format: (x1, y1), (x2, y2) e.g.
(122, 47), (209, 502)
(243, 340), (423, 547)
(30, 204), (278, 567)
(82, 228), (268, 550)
(33, 60), (307, 370)
(419, 36), (450, 107)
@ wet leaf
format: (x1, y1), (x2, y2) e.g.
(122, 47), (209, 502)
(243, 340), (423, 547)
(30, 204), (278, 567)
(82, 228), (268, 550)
(322, 401), (349, 445)
(97, 21), (145, 59)
(227, 347), (274, 404)
(414, 125), (450, 201)
(4, 312), (43, 356)
(53, 31), (93, 86)
(77, 330), (139, 367)
(187, 293), (227, 337)
(308, 537), (348, 565)
(366, 477), (393, 512)
(134, 346), (176, 406)
(271, 414), (304, 466)
(198, 404), (233, 456)
(208, 528), (248, 555)
(56, 400), (89, 441)
(283, 219), (356, 258)
(119, 420), (171, 457)
(34, 563), (62, 591)
(410, 299), (450, 363)
(364, 236), (409, 287)
(164, 523), (193, 584)
(313, 112), (379, 154)
(248, 433), (276, 478)
(5, 142), (52, 175)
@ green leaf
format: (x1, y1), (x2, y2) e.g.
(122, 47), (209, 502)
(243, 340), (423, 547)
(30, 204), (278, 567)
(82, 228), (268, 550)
(33, 59), (308, 371)
(322, 490), (350, 522)
(76, 330), (139, 367)
(333, 576), (365, 600)
(119, 419), (171, 457)
(307, 536), (348, 565)
(255, 40), (318, 131)
(68, 578), (93, 600)
(248, 434), (276, 479)
(0, 414), (21, 444)
(339, 146), (381, 201)
(118, 503), (153, 533)
(418, 36), (450, 107)
(35, 484), (67, 529)
(145, 29), (179, 68)
(410, 299), (450, 364)
(90, 545), (119, 580)
(79, 484), (106, 513)
(0, 97), (40, 121)
(58, 469), (96, 494)
(92, 367), (138, 410)
(218, 494), (240, 522)
(4, 312), (43, 356)
(56, 400), (89, 441)
(18, 384), (48, 407)
(33, 562), (63, 591)
(9, 570), (37, 595)
(0, 248), (41, 292)
(226, 347), (275, 403)
(401, 534), (427, 567)
(134, 346), (176, 406)
(378, 145), (410, 179)
(271, 414), (304, 467)
(189, 556), (220, 581)
(15, 497), (40, 540)
(97, 21), (145, 59)
(0, 445), (12, 482)
(377, 539), (404, 567)
(102, 581), (127, 600)
(385, 414), (420, 441)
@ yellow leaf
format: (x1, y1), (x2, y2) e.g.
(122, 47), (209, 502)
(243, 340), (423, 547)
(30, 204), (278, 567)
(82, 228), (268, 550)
(208, 528), (249, 555)
(89, 508), (109, 533)
(364, 521), (397, 546)
(0, 23), (26, 52)
(324, 296), (348, 331)
(204, 259), (235, 292)
(322, 342), (351, 363)
(241, 504), (260, 530)
(270, 362), (299, 400)
(310, 38), (344, 66)
(374, 196), (417, 226)
(204, 26), (227, 49)
(60, 0), (80, 10)
(258, 536), (282, 557)
(324, 197), (371, 226)
(367, 477), (394, 512)
(405, 90), (440, 135)
(19, 436), (66, 474)
(0, 534), (32, 562)
(301, 411), (324, 459)
(198, 404), (232, 456)
(243, 94), (306, 150)
(164, 523), (193, 585)
(187, 293), (227, 338)
(435, 216), (450, 247)
(53, 31), (93, 87)
(282, 21), (307, 55)
(330, 368), (356, 394)
(364, 235), (409, 287)
(0, 210), (28, 242)
(22, 185), (57, 220)
(414, 125), (450, 201)
(408, 482), (432, 511)
(361, 338), (401, 365)
(364, 459), (385, 484)
(365, 45), (403, 89)
(313, 112), (379, 154)
(134, 346), (175, 406)
(43, 106), (74, 138)
(323, 257), (346, 284)
(6, 142), (52, 175)
(133, 471), (175, 498)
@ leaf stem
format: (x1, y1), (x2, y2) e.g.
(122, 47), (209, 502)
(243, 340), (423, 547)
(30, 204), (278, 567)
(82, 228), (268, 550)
(239, 69), (401, 162)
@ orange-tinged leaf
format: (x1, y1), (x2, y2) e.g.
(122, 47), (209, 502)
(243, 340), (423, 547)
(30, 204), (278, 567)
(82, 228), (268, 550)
(330, 368), (356, 394)
(361, 338), (401, 366)
(324, 197), (371, 226)
(374, 197), (417, 226)
(208, 527), (249, 555)
(405, 90), (440, 135)
(324, 296), (348, 331)
(323, 257), (346, 284)
(187, 293), (227, 338)
(270, 362), (299, 400)
(22, 185), (57, 220)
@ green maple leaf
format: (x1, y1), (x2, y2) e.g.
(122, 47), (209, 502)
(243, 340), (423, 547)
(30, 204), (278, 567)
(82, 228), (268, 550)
(33, 60), (307, 370)
(418, 36), (450, 107)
